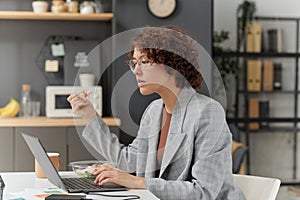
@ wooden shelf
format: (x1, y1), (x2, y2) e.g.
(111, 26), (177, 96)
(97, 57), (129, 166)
(0, 116), (120, 127)
(0, 11), (113, 21)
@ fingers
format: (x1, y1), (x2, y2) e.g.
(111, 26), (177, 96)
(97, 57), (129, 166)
(72, 101), (89, 112)
(98, 177), (114, 186)
(67, 95), (88, 109)
(92, 168), (146, 189)
(67, 93), (87, 103)
(67, 94), (76, 102)
(94, 169), (116, 185)
(93, 167), (112, 178)
(67, 93), (98, 121)
(93, 164), (114, 175)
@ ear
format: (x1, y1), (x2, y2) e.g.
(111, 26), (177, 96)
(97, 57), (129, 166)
(163, 64), (175, 75)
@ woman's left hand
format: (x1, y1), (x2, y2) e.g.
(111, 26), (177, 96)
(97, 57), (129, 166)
(93, 167), (146, 189)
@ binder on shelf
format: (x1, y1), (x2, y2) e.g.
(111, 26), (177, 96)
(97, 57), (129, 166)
(273, 63), (282, 90)
(249, 98), (260, 130)
(246, 23), (262, 52)
(263, 61), (274, 91)
(247, 60), (262, 91)
(267, 28), (282, 53)
(259, 99), (270, 128)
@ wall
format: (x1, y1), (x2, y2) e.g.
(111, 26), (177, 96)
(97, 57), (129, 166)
(112, 0), (212, 143)
(0, 0), (111, 115)
(0, 0), (212, 157)
(214, 0), (300, 179)
(0, 0), (212, 118)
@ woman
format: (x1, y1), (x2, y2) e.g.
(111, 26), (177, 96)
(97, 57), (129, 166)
(68, 25), (245, 199)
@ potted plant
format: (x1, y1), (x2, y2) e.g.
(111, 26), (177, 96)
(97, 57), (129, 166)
(213, 30), (239, 117)
(32, 0), (49, 13)
(213, 30), (239, 88)
(237, 0), (256, 51)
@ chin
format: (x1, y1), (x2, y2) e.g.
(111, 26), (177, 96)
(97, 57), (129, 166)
(139, 87), (154, 96)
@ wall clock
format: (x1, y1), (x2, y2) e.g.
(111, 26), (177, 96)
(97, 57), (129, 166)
(147, 0), (177, 18)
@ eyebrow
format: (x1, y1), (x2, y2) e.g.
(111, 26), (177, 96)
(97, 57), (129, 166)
(132, 55), (147, 60)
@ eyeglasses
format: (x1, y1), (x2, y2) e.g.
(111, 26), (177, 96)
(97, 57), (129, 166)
(127, 57), (153, 72)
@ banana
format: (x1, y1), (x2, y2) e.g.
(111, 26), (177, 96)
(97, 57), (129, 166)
(0, 102), (9, 113)
(0, 98), (20, 117)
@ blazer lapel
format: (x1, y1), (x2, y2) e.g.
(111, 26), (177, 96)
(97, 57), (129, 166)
(144, 100), (163, 179)
(159, 87), (196, 177)
(159, 132), (186, 177)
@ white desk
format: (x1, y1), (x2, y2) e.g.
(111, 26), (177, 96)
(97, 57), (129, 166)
(0, 172), (159, 200)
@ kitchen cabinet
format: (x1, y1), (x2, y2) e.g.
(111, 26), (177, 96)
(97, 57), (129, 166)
(67, 127), (94, 165)
(0, 128), (14, 172)
(0, 117), (120, 172)
(14, 127), (68, 171)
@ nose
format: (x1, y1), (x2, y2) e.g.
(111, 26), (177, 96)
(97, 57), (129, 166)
(133, 62), (142, 75)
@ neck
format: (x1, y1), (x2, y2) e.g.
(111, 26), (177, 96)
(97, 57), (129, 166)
(159, 86), (182, 114)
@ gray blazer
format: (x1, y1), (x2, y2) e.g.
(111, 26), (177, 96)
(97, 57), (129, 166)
(83, 86), (245, 200)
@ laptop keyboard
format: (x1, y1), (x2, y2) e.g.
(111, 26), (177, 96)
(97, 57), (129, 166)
(62, 178), (101, 190)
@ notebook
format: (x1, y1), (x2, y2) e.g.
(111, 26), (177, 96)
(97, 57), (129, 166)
(22, 133), (127, 193)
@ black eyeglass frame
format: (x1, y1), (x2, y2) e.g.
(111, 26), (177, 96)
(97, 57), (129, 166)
(127, 57), (153, 72)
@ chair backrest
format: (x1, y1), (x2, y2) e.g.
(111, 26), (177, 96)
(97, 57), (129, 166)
(232, 146), (248, 174)
(229, 124), (240, 141)
(233, 174), (281, 200)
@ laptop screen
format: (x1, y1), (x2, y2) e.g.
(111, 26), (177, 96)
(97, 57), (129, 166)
(22, 133), (66, 191)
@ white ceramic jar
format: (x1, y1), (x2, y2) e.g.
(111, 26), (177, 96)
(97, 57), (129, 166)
(80, 1), (95, 14)
(32, 1), (49, 13)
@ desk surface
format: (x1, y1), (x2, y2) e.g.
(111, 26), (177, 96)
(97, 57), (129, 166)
(0, 172), (158, 200)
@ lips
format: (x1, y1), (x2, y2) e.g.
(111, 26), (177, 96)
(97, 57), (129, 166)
(137, 79), (146, 87)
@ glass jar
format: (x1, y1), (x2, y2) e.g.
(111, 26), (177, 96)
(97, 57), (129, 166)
(20, 84), (31, 118)
(67, 1), (79, 13)
(51, 0), (66, 13)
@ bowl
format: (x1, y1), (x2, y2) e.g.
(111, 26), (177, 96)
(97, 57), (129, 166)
(69, 160), (113, 178)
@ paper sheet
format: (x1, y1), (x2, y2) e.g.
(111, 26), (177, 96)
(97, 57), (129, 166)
(9, 188), (66, 200)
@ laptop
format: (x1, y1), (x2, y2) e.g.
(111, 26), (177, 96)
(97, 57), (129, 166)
(22, 133), (127, 193)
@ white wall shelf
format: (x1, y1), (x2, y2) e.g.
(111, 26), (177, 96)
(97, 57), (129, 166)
(0, 11), (113, 21)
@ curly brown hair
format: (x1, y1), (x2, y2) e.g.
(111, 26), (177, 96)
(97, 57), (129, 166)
(128, 25), (203, 89)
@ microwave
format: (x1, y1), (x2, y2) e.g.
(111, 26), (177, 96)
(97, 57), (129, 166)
(46, 86), (102, 118)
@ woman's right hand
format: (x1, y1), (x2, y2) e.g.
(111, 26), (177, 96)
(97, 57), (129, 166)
(67, 92), (97, 121)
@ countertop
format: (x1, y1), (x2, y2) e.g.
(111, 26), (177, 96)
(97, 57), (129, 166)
(0, 116), (120, 127)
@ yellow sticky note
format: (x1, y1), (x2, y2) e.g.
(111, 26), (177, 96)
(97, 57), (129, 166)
(45, 60), (59, 72)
